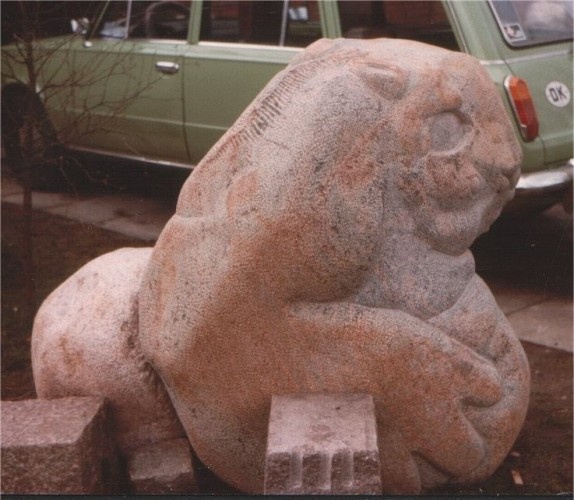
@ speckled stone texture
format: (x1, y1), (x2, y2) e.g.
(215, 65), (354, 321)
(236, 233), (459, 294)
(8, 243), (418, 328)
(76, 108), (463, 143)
(1, 397), (119, 494)
(32, 247), (185, 454)
(139, 38), (530, 493)
(30, 38), (531, 495)
(264, 394), (381, 494)
(127, 438), (197, 494)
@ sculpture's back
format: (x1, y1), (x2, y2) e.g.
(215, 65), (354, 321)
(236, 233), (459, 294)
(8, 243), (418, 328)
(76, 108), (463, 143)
(139, 39), (530, 493)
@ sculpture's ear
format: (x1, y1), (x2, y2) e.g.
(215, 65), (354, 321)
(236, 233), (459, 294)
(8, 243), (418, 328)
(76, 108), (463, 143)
(289, 38), (336, 66)
(353, 60), (407, 101)
(291, 39), (407, 102)
(290, 38), (369, 67)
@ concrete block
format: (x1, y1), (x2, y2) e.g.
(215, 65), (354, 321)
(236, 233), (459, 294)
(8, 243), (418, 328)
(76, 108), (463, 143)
(128, 438), (197, 494)
(264, 393), (382, 494)
(1, 397), (121, 494)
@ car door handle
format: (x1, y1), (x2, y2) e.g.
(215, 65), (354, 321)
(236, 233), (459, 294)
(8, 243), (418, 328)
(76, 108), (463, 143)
(155, 61), (180, 74)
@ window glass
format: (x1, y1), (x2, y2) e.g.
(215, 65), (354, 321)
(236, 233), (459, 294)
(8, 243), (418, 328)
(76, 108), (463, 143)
(489, 0), (573, 48)
(98, 1), (129, 39)
(284, 1), (322, 47)
(97, 1), (191, 40)
(2, 1), (105, 44)
(200, 0), (321, 47)
(337, 1), (458, 51)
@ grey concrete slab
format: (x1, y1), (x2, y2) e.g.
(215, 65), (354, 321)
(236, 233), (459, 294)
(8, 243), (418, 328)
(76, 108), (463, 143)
(482, 281), (571, 352)
(44, 199), (118, 224)
(4, 191), (80, 211)
(487, 281), (547, 316)
(506, 296), (573, 352)
(100, 218), (164, 242)
(1, 177), (23, 198)
(2, 177), (90, 210)
(46, 195), (137, 223)
(100, 209), (170, 241)
(2, 176), (171, 240)
(45, 194), (171, 232)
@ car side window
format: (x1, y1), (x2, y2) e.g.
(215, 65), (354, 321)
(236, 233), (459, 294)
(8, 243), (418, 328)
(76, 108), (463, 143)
(285, 1), (322, 47)
(200, 0), (321, 47)
(97, 0), (191, 40)
(337, 0), (459, 51)
(98, 1), (129, 39)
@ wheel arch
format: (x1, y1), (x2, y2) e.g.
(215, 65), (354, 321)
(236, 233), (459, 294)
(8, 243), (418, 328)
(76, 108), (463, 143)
(1, 82), (50, 130)
(1, 80), (64, 184)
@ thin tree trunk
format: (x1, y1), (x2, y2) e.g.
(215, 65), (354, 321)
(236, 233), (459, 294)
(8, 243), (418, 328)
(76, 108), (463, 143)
(19, 0), (38, 312)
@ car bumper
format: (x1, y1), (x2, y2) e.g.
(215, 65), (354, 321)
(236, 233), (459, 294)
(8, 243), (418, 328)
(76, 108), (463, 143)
(505, 159), (573, 213)
(515, 159), (573, 195)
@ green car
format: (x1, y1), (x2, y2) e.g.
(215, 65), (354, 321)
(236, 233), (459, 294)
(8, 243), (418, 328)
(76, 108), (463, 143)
(2, 0), (572, 211)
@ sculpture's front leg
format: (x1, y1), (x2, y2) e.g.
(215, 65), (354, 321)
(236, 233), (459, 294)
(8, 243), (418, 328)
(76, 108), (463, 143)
(427, 274), (530, 483)
(287, 300), (509, 492)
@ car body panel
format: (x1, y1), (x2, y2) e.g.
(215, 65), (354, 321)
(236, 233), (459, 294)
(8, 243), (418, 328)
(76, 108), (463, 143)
(56, 37), (189, 164)
(182, 42), (298, 163)
(504, 47), (573, 169)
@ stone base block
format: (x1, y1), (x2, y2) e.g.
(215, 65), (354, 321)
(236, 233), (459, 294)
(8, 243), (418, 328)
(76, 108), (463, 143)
(264, 393), (382, 494)
(128, 438), (197, 494)
(1, 397), (120, 494)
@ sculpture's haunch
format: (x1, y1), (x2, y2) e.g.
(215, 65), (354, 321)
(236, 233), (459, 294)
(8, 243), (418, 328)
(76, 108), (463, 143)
(32, 248), (185, 453)
(32, 39), (530, 494)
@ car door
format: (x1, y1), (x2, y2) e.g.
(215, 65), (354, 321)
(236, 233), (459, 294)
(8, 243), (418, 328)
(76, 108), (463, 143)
(182, 0), (326, 164)
(50, 0), (192, 165)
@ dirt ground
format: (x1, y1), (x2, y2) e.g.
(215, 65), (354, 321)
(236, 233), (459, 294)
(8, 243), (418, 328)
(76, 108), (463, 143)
(2, 201), (572, 496)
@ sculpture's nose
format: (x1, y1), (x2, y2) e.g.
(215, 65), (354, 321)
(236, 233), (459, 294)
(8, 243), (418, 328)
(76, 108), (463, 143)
(506, 161), (521, 188)
(494, 144), (520, 176)
(472, 143), (521, 193)
(499, 151), (522, 188)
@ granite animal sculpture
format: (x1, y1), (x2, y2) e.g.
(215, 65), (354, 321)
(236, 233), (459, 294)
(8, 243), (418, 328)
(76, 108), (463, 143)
(32, 38), (530, 494)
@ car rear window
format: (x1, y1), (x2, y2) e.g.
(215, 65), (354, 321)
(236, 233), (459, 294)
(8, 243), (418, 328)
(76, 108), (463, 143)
(489, 0), (573, 48)
(337, 0), (459, 51)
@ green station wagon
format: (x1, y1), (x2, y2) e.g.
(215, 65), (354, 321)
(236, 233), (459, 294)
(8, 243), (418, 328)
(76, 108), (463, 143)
(2, 0), (572, 211)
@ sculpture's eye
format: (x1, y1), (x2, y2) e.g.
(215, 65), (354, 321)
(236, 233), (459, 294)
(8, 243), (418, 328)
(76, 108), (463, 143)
(430, 111), (466, 152)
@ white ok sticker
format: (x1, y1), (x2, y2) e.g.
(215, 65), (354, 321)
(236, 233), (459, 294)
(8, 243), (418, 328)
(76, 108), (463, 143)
(545, 81), (571, 108)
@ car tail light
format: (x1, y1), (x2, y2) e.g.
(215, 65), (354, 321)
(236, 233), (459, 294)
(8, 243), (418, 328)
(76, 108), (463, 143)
(504, 76), (539, 142)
